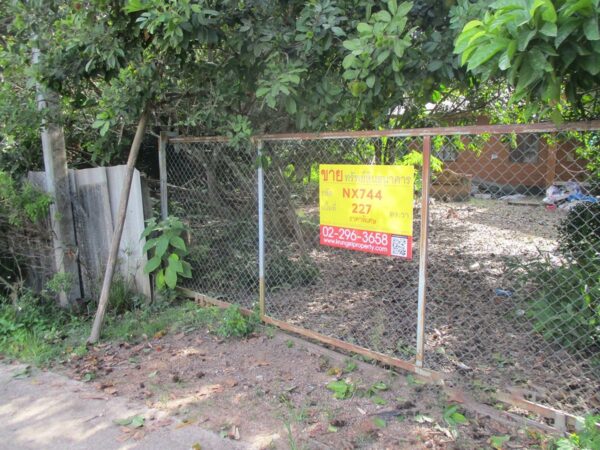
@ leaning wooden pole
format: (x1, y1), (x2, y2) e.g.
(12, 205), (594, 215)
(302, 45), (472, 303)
(88, 110), (149, 344)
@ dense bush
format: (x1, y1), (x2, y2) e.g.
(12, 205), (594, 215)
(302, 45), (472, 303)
(558, 202), (600, 265)
(524, 203), (599, 357)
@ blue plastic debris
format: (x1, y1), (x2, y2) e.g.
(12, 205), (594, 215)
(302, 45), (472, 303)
(494, 288), (513, 298)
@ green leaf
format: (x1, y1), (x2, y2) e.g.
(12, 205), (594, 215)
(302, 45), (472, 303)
(114, 414), (145, 428)
(165, 265), (178, 289)
(540, 0), (557, 23)
(357, 22), (372, 35)
(143, 237), (158, 252)
(181, 261), (193, 278)
(100, 121), (110, 137)
(376, 49), (391, 66)
(427, 60), (443, 71)
(517, 29), (536, 51)
(366, 75), (376, 88)
(372, 395), (387, 405)
(396, 1), (413, 17)
(539, 21), (557, 37)
(326, 381), (353, 399)
(388, 0), (398, 15)
(144, 255), (161, 274)
(584, 16), (600, 41)
(580, 54), (600, 75)
(113, 417), (133, 426)
(462, 20), (483, 33)
(342, 54), (356, 69)
(490, 435), (510, 449)
(156, 270), (166, 289)
(169, 235), (187, 251)
(255, 87), (270, 97)
(343, 39), (361, 51)
(467, 41), (508, 71)
(285, 97), (297, 114)
(393, 39), (406, 57)
(373, 417), (386, 428)
(331, 26), (345, 37)
(130, 416), (145, 428)
(373, 11), (392, 23)
(555, 19), (579, 47)
(372, 381), (388, 390)
(123, 0), (148, 14)
(498, 51), (511, 70)
(155, 235), (170, 258)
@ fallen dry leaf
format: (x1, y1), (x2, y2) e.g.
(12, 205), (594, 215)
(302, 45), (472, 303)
(223, 378), (238, 388)
(253, 359), (270, 367)
(176, 419), (196, 429)
(154, 419), (173, 428)
(104, 387), (118, 396)
(132, 430), (145, 441)
(116, 434), (130, 443)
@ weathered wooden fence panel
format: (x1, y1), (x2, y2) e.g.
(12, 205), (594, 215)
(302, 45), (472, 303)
(29, 165), (151, 300)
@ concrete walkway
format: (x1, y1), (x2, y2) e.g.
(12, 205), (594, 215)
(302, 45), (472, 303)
(0, 362), (247, 450)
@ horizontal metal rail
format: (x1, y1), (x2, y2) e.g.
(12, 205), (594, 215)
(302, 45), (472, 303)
(167, 120), (600, 144)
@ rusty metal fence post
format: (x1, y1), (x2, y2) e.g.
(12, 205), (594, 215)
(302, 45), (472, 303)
(416, 135), (432, 368)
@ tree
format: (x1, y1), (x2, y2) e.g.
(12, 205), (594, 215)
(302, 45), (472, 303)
(454, 0), (600, 121)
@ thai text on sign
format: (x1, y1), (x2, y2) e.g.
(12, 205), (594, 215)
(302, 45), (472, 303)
(319, 164), (415, 259)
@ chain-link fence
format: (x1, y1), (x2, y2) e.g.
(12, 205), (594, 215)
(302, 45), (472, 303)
(162, 123), (599, 423)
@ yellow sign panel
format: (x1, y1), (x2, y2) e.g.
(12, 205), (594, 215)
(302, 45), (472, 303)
(319, 164), (415, 258)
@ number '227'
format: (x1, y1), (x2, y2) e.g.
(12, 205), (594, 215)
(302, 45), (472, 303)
(352, 203), (371, 214)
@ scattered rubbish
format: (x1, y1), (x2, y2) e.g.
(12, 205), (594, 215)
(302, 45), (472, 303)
(543, 181), (597, 210)
(494, 288), (513, 298)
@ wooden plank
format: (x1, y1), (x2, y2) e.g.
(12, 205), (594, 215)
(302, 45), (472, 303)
(446, 388), (562, 435)
(494, 391), (581, 433)
(178, 288), (444, 382)
(106, 165), (151, 298)
(71, 168), (113, 299)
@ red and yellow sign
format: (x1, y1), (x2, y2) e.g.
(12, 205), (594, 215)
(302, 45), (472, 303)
(319, 164), (415, 258)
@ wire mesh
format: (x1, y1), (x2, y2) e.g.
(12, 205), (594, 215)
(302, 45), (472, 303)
(262, 137), (423, 359)
(165, 141), (258, 309)
(165, 128), (600, 417)
(426, 132), (599, 416)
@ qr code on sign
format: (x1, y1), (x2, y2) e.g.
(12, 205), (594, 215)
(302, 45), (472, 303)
(391, 235), (408, 257)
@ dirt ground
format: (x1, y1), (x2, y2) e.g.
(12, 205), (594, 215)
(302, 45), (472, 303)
(56, 325), (556, 449)
(265, 198), (599, 415)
